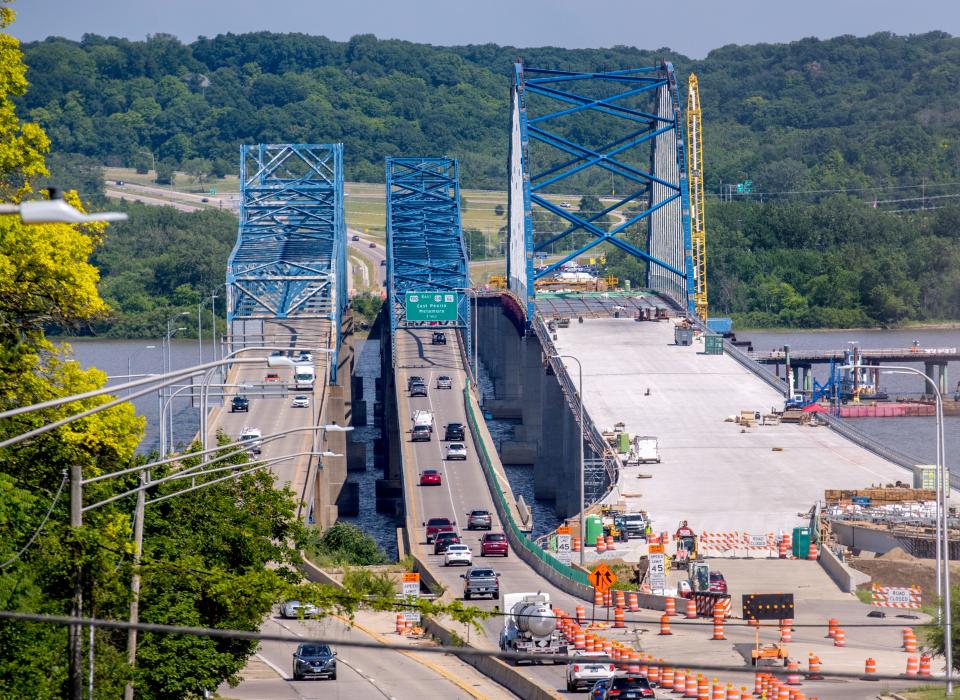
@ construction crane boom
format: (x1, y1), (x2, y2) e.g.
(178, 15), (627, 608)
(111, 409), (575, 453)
(686, 73), (708, 322)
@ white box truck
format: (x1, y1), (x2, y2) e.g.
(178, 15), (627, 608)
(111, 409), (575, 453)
(294, 363), (315, 391)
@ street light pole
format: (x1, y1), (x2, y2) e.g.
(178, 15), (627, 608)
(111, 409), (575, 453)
(69, 463), (83, 700)
(550, 353), (585, 567)
(126, 345), (157, 396)
(876, 365), (951, 693)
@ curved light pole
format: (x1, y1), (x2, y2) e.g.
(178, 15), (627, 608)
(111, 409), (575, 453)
(844, 362), (951, 693)
(162, 318), (188, 452)
(125, 345), (157, 396)
(549, 353), (585, 567)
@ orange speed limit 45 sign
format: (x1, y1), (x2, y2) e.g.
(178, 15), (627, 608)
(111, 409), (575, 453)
(589, 562), (617, 593)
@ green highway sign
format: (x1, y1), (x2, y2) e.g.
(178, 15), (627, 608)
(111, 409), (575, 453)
(405, 291), (459, 322)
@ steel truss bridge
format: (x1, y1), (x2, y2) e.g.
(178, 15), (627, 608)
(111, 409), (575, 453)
(226, 144), (347, 381)
(507, 62), (695, 319)
(385, 157), (470, 352)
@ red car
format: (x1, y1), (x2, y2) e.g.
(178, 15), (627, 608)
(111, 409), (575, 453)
(264, 372), (280, 382)
(424, 517), (454, 543)
(709, 570), (728, 594)
(480, 532), (509, 557)
(419, 469), (442, 486)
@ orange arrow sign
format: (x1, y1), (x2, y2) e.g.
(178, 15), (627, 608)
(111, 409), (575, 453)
(589, 562), (618, 593)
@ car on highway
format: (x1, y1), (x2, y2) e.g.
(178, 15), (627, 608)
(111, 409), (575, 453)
(566, 651), (616, 692)
(291, 395), (310, 408)
(292, 643), (337, 681)
(588, 673), (656, 699)
(446, 443), (467, 461)
(444, 543), (473, 567)
(433, 531), (461, 554)
(709, 570), (728, 594)
(410, 382), (428, 397)
(407, 375), (424, 391)
(461, 567), (500, 600)
(368, 242), (376, 248)
(412, 424), (432, 442)
(432, 331), (446, 345)
(351, 234), (360, 241)
(239, 427), (262, 455)
(201, 197), (210, 203)
(436, 375), (452, 389)
(380, 259), (386, 266)
(424, 517), (454, 543)
(419, 469), (442, 486)
(298, 351), (313, 363)
(280, 600), (319, 619)
(116, 180), (125, 186)
(480, 532), (509, 556)
(466, 509), (492, 530)
(264, 372), (280, 382)
(230, 396), (249, 412)
(444, 422), (465, 441)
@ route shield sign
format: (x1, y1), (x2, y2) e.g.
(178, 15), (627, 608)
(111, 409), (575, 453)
(405, 292), (458, 322)
(588, 562), (617, 593)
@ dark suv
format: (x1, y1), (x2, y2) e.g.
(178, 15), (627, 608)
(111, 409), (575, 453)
(292, 643), (337, 681)
(433, 531), (461, 554)
(410, 382), (428, 397)
(230, 396), (249, 412)
(589, 673), (656, 698)
(444, 423), (465, 441)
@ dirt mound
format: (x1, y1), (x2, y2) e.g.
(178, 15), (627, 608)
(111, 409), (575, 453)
(877, 547), (918, 562)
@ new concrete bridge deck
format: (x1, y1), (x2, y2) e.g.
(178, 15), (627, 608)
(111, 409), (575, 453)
(551, 317), (918, 535)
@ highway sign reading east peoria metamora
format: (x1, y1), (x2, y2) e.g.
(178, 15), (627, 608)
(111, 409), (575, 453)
(405, 292), (459, 322)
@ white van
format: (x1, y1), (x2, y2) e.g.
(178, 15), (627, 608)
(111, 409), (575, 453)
(294, 363), (315, 391)
(239, 427), (262, 455)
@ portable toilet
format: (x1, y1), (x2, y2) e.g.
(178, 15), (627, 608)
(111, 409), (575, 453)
(792, 527), (811, 559)
(617, 431), (631, 454)
(585, 515), (604, 546)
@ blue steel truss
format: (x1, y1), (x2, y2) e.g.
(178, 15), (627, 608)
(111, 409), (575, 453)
(385, 157), (470, 351)
(226, 144), (346, 381)
(507, 62), (696, 318)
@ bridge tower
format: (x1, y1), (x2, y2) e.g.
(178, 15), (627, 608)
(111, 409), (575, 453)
(507, 62), (696, 319)
(385, 157), (470, 356)
(226, 144), (347, 382)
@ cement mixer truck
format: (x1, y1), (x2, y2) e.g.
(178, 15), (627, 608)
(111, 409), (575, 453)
(499, 592), (568, 662)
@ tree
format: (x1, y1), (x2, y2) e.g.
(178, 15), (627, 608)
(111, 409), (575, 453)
(154, 160), (176, 185)
(182, 157), (212, 187)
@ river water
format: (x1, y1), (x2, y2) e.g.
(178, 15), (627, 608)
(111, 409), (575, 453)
(743, 327), (959, 474)
(57, 325), (958, 555)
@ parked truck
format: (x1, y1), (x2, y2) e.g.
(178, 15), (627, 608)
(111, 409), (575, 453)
(626, 436), (660, 464)
(412, 410), (433, 442)
(499, 592), (568, 662)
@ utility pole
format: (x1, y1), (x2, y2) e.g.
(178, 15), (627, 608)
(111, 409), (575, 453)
(124, 472), (146, 700)
(69, 463), (83, 700)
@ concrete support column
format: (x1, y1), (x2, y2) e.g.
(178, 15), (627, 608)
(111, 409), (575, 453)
(535, 372), (565, 501)
(925, 362), (937, 398)
(938, 362), (949, 396)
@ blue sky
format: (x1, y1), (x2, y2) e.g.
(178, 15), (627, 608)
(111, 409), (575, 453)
(11, 0), (960, 58)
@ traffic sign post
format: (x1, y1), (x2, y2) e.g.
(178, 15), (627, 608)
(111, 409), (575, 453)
(402, 572), (421, 623)
(405, 292), (459, 322)
(556, 526), (572, 565)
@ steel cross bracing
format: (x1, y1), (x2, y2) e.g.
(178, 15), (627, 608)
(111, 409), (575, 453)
(226, 144), (346, 381)
(385, 158), (470, 352)
(507, 62), (696, 319)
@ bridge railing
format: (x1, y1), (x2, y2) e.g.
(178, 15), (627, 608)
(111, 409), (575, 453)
(462, 380), (591, 591)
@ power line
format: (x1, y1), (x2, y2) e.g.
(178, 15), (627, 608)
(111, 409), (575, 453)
(0, 471), (68, 570)
(0, 609), (943, 685)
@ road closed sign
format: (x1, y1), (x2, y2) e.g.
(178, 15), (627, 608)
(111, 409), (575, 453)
(405, 292), (459, 322)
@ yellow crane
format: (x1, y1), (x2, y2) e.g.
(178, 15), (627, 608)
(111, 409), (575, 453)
(686, 73), (708, 322)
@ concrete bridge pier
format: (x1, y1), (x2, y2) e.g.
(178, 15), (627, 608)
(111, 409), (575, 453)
(924, 361), (949, 398)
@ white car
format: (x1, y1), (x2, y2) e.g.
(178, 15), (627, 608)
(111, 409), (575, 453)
(239, 427), (262, 455)
(444, 544), (473, 567)
(436, 375), (452, 389)
(566, 651), (616, 692)
(280, 600), (319, 619)
(446, 443), (467, 461)
(291, 395), (310, 408)
(298, 352), (313, 363)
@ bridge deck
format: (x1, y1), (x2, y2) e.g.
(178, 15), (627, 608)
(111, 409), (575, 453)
(550, 317), (916, 534)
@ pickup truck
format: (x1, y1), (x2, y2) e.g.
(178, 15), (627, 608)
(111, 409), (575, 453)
(424, 517), (454, 543)
(461, 566), (500, 600)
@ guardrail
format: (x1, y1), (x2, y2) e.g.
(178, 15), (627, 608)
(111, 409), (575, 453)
(462, 380), (592, 593)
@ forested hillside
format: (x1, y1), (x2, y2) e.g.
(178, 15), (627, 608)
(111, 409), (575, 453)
(19, 31), (960, 327)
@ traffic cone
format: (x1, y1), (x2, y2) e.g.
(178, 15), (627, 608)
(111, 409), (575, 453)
(659, 613), (673, 635)
(686, 598), (698, 618)
(862, 657), (877, 681)
(826, 618), (839, 638)
(780, 618), (793, 643)
(576, 605), (586, 625)
(665, 597), (677, 616)
(807, 539), (818, 560)
(628, 591), (639, 612)
(711, 609), (726, 640)
(596, 535), (606, 552)
(786, 660), (801, 685)
(905, 656), (919, 677)
(697, 675), (709, 700)
(806, 653), (823, 680)
(833, 628), (845, 647)
(684, 672), (698, 698)
(614, 607), (625, 628)
(920, 654), (932, 677)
